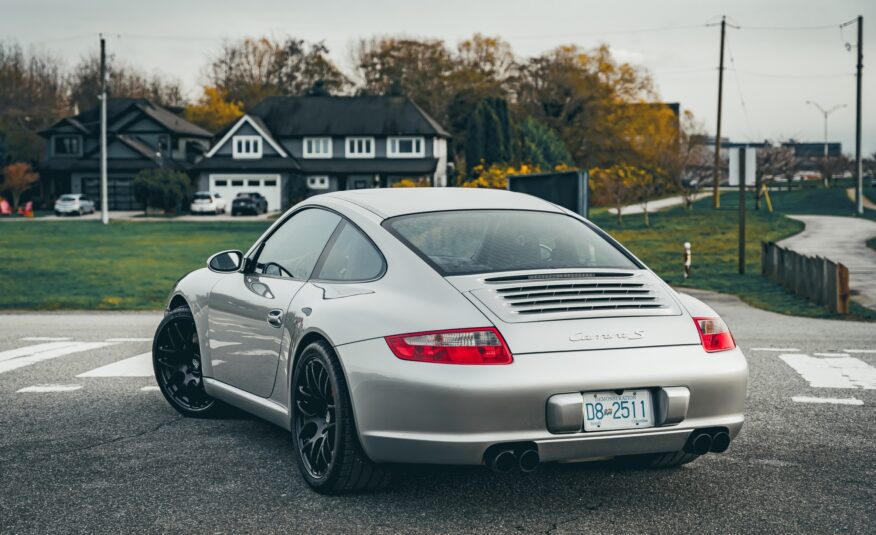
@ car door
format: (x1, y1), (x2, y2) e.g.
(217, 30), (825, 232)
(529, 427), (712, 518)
(207, 207), (342, 397)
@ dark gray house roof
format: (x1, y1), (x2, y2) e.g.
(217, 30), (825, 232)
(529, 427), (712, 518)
(40, 98), (212, 138)
(246, 96), (450, 138)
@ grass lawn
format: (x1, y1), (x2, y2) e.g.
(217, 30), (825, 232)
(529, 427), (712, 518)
(1, 186), (874, 318)
(0, 221), (268, 310)
(591, 190), (876, 321)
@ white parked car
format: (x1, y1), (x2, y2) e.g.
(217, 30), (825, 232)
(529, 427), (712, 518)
(190, 191), (226, 215)
(54, 194), (96, 216)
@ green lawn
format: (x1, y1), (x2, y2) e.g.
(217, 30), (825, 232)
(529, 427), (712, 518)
(1, 186), (874, 318)
(591, 189), (876, 321)
(0, 221), (268, 310)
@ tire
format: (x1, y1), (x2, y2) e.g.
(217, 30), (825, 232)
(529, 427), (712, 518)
(152, 306), (223, 418)
(292, 340), (391, 494)
(615, 450), (701, 469)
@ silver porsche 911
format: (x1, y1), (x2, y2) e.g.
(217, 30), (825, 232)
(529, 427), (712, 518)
(153, 188), (747, 493)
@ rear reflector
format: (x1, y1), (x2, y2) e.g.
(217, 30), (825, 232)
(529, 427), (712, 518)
(693, 317), (736, 352)
(385, 327), (513, 365)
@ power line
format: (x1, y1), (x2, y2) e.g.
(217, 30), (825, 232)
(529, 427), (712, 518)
(508, 24), (710, 40)
(725, 38), (755, 141)
(732, 69), (853, 79)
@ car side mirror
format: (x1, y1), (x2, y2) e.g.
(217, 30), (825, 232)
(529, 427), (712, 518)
(207, 250), (243, 273)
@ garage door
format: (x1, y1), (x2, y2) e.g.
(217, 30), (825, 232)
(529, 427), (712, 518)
(209, 174), (282, 212)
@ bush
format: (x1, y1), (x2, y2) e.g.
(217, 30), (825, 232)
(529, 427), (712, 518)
(132, 168), (192, 214)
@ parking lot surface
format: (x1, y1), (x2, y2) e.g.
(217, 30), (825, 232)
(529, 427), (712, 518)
(1, 291), (874, 534)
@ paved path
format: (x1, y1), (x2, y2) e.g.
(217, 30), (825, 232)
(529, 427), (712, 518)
(609, 192), (710, 215)
(846, 187), (876, 210)
(779, 215), (876, 310)
(1, 295), (875, 534)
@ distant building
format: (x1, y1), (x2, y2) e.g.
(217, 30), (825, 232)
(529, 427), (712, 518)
(194, 96), (451, 211)
(39, 98), (212, 209)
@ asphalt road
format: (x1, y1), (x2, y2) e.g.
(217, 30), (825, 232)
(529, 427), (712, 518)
(1, 292), (874, 534)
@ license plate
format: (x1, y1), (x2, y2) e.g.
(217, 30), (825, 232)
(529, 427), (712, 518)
(582, 389), (654, 431)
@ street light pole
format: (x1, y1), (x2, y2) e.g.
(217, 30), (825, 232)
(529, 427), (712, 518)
(99, 35), (108, 225)
(805, 101), (847, 159)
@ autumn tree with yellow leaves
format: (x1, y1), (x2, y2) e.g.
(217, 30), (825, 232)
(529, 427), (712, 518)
(184, 86), (243, 132)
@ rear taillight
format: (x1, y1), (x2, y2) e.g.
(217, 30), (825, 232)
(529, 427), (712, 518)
(693, 317), (736, 352)
(385, 327), (513, 365)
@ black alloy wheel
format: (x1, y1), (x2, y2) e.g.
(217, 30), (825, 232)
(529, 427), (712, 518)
(152, 307), (219, 417)
(291, 341), (391, 493)
(294, 356), (336, 478)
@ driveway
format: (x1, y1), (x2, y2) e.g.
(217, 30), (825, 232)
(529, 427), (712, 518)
(778, 215), (876, 310)
(1, 291), (875, 534)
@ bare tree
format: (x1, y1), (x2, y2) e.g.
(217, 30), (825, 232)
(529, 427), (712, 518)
(68, 53), (185, 110)
(756, 142), (796, 206)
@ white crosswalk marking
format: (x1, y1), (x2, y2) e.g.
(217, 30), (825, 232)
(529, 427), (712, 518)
(0, 342), (81, 363)
(21, 337), (72, 341)
(17, 384), (82, 393)
(77, 353), (153, 377)
(750, 347), (800, 352)
(792, 396), (864, 405)
(844, 349), (876, 354)
(105, 338), (152, 342)
(0, 342), (116, 374)
(780, 354), (876, 390)
(140, 386), (160, 392)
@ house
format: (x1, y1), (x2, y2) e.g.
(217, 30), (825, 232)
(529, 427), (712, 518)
(194, 96), (451, 211)
(39, 98), (212, 209)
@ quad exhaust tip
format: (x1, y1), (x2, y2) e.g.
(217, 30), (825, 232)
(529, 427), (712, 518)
(487, 445), (540, 473)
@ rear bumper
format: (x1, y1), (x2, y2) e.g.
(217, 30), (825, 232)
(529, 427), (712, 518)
(190, 204), (217, 213)
(54, 204), (80, 213)
(335, 339), (747, 465)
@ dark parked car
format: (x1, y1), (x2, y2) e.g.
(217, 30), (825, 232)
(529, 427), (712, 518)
(231, 192), (268, 216)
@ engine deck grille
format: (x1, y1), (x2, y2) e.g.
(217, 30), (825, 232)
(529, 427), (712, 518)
(470, 270), (678, 321)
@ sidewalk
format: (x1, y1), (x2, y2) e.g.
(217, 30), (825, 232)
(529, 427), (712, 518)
(0, 210), (276, 222)
(608, 192), (710, 215)
(778, 215), (876, 310)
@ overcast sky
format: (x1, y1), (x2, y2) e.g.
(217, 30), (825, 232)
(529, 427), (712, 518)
(3, 0), (874, 153)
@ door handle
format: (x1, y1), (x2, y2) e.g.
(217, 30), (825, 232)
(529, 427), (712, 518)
(266, 309), (284, 327)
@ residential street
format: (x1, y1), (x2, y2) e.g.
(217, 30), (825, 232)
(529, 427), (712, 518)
(1, 291), (874, 534)
(779, 215), (876, 310)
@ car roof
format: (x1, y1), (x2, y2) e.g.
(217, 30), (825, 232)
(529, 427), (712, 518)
(324, 187), (562, 218)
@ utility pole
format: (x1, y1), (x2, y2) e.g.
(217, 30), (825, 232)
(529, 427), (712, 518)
(738, 148), (746, 274)
(712, 16), (727, 209)
(805, 101), (846, 158)
(854, 15), (863, 215)
(99, 35), (109, 224)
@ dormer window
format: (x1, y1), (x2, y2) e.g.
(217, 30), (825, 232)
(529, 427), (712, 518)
(53, 135), (82, 157)
(345, 137), (375, 158)
(233, 135), (262, 159)
(303, 137), (332, 158)
(387, 136), (425, 158)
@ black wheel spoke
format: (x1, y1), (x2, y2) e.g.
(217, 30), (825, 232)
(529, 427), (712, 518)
(294, 355), (337, 479)
(154, 315), (212, 412)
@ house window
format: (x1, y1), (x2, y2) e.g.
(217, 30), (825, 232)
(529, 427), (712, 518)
(345, 137), (375, 158)
(53, 135), (81, 157)
(215, 180), (228, 186)
(388, 136), (425, 158)
(232, 136), (262, 159)
(303, 137), (332, 158)
(157, 135), (170, 156)
(307, 176), (330, 190)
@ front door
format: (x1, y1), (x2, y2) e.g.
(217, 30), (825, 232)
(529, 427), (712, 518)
(207, 207), (342, 396)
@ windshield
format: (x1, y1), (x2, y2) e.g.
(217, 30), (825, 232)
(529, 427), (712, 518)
(384, 210), (638, 276)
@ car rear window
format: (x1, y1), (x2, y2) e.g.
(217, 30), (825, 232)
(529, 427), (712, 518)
(193, 193), (212, 200)
(59, 195), (77, 201)
(384, 210), (638, 276)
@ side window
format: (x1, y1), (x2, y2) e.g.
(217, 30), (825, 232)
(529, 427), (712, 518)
(256, 209), (341, 279)
(315, 222), (384, 281)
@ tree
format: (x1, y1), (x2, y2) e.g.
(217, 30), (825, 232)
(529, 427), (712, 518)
(756, 142), (796, 202)
(354, 37), (456, 124)
(816, 154), (851, 188)
(0, 162), (39, 210)
(589, 164), (647, 225)
(183, 86), (243, 132)
(518, 117), (572, 169)
(207, 37), (349, 110)
(132, 168), (191, 215)
(68, 53), (185, 110)
(464, 97), (517, 169)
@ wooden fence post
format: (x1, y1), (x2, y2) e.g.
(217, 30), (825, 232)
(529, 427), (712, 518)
(837, 263), (850, 314)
